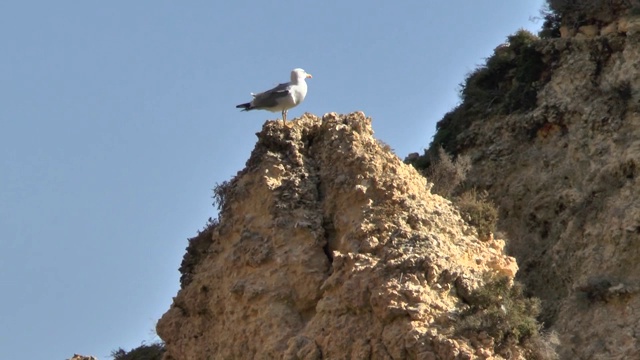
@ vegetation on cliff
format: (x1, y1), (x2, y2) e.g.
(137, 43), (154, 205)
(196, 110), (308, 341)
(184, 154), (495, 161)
(157, 113), (534, 359)
(110, 342), (165, 360)
(544, 0), (640, 31)
(405, 29), (545, 163)
(409, 0), (640, 358)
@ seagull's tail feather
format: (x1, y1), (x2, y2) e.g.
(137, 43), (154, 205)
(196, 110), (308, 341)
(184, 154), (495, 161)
(235, 102), (253, 112)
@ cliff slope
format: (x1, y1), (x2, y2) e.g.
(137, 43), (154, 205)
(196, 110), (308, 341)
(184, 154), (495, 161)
(157, 113), (527, 359)
(426, 16), (640, 360)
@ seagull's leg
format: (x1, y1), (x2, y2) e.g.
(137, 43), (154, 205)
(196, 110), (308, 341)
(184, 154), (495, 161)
(282, 110), (287, 125)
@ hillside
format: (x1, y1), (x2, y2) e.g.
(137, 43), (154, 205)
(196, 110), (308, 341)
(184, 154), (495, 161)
(156, 113), (547, 359)
(409, 7), (640, 360)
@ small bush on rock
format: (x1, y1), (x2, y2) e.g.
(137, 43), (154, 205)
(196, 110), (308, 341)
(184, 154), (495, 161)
(544, 0), (636, 29)
(420, 30), (545, 155)
(110, 342), (165, 360)
(456, 275), (557, 359)
(212, 180), (232, 211)
(455, 189), (499, 240)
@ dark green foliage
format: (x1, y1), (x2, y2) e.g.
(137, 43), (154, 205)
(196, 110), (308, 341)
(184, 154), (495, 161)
(427, 30), (546, 155)
(110, 342), (165, 360)
(405, 29), (548, 167)
(457, 276), (544, 354)
(543, 0), (638, 29)
(212, 180), (232, 211)
(404, 149), (431, 170)
(506, 33), (546, 111)
(461, 30), (544, 114)
(455, 189), (499, 240)
(539, 5), (563, 38)
(430, 107), (469, 156)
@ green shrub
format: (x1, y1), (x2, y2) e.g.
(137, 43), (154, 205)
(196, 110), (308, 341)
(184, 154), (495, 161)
(455, 189), (498, 240)
(539, 5), (563, 38)
(505, 32), (546, 111)
(404, 150), (431, 171)
(428, 30), (545, 154)
(461, 30), (542, 111)
(110, 342), (165, 360)
(212, 180), (232, 211)
(540, 0), (639, 36)
(430, 106), (470, 155)
(456, 276), (554, 357)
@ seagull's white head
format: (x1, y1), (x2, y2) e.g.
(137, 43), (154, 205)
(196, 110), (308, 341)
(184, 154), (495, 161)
(291, 68), (313, 82)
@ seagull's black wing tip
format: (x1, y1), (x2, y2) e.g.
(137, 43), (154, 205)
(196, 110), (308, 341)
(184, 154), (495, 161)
(236, 102), (252, 111)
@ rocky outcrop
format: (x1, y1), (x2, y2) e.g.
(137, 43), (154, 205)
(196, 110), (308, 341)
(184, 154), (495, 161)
(558, 15), (640, 38)
(69, 355), (98, 360)
(157, 113), (524, 359)
(440, 23), (640, 360)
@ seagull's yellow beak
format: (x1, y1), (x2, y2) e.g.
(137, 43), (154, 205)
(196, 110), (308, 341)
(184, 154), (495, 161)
(306, 74), (313, 79)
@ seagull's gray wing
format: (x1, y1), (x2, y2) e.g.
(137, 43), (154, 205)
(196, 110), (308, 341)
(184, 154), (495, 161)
(250, 82), (292, 109)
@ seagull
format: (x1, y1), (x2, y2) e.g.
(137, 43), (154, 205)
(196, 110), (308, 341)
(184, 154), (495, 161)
(236, 68), (312, 125)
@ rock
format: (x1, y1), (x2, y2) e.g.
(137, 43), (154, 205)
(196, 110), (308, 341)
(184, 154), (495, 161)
(601, 21), (619, 36)
(157, 112), (523, 359)
(578, 25), (599, 38)
(619, 17), (630, 33)
(446, 29), (640, 360)
(559, 26), (575, 38)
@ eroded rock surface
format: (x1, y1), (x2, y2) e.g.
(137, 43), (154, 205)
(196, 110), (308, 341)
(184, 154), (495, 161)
(446, 29), (640, 360)
(157, 113), (521, 359)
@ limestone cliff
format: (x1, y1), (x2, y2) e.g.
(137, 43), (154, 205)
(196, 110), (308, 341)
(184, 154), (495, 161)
(157, 113), (527, 359)
(420, 13), (640, 360)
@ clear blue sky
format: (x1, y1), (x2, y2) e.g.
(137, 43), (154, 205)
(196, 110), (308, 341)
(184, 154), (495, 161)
(0, 1), (545, 358)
